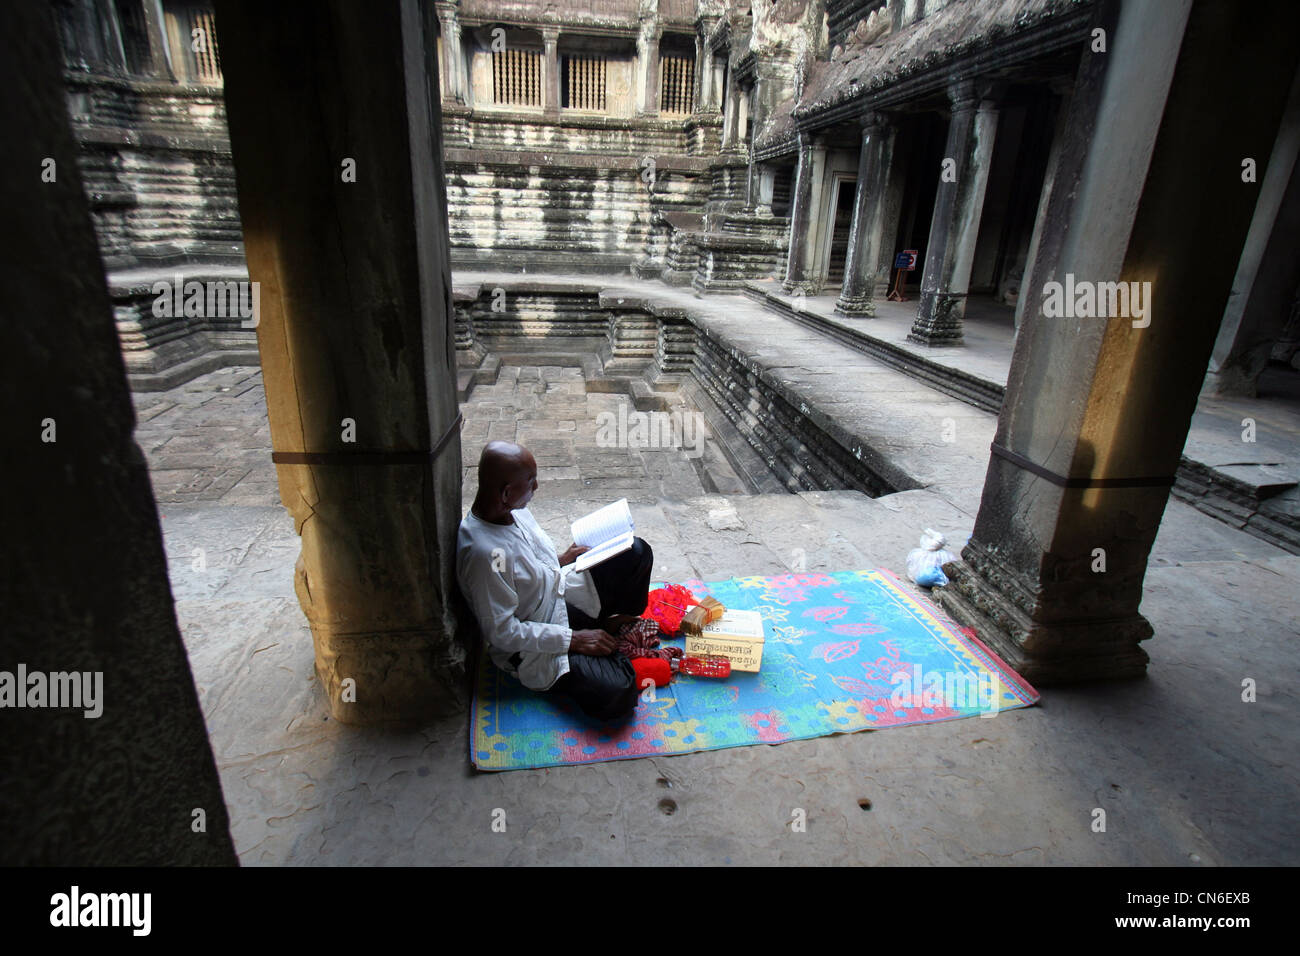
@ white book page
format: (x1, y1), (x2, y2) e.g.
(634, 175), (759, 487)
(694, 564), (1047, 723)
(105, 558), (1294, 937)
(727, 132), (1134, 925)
(573, 531), (634, 572)
(571, 498), (633, 549)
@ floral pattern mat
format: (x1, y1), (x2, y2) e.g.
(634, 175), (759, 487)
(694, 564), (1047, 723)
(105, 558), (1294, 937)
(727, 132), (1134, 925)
(471, 569), (1039, 771)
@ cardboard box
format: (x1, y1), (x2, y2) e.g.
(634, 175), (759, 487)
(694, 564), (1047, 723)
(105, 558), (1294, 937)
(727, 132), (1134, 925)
(685, 608), (766, 672)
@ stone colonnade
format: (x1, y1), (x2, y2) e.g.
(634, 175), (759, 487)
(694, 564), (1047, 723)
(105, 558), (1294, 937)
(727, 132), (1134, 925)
(779, 10), (1296, 358)
(774, 0), (1299, 683)
(433, 0), (721, 120)
(781, 78), (1000, 338)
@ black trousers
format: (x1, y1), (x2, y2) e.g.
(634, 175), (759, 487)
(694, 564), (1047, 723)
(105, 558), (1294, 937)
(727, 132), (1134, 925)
(564, 536), (654, 630)
(546, 537), (653, 721)
(549, 652), (639, 722)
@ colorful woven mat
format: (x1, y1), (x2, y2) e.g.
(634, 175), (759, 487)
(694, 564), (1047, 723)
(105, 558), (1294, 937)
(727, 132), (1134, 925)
(471, 569), (1039, 771)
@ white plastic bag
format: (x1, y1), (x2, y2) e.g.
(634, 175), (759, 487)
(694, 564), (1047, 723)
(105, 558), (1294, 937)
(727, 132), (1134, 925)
(906, 528), (958, 587)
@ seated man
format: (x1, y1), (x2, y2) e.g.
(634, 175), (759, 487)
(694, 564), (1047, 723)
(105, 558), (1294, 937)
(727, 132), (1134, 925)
(456, 440), (654, 722)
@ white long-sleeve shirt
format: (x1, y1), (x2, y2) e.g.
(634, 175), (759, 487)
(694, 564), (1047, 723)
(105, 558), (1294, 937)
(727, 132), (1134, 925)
(456, 507), (602, 691)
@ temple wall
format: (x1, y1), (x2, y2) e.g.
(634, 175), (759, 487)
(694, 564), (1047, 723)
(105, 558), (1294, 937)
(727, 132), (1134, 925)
(65, 76), (240, 269)
(446, 151), (711, 271)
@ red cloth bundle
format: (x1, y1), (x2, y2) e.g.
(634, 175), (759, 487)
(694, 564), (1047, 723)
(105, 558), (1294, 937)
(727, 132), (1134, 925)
(632, 657), (672, 689)
(644, 584), (697, 637)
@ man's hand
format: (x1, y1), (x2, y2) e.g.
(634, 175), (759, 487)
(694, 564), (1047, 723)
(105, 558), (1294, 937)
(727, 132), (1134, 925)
(569, 628), (616, 656)
(558, 543), (589, 566)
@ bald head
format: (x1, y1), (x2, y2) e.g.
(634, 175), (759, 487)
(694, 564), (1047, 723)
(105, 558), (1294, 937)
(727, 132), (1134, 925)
(475, 441), (538, 518)
(478, 440), (533, 487)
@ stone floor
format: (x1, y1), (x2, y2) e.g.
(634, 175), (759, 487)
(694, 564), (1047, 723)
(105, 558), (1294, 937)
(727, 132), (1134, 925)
(134, 331), (1299, 866)
(459, 363), (735, 503)
(748, 277), (1300, 545)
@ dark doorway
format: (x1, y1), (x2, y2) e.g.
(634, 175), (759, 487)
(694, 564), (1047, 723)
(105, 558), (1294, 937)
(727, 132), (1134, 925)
(891, 112), (947, 273)
(825, 177), (857, 287)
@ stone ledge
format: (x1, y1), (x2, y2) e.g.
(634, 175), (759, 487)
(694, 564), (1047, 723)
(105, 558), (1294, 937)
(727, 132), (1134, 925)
(445, 147), (714, 172)
(742, 282), (1006, 413)
(1172, 456), (1300, 554)
(127, 347), (261, 393)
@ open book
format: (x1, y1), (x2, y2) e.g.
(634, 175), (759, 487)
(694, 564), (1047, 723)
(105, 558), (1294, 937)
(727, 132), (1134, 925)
(570, 498), (634, 573)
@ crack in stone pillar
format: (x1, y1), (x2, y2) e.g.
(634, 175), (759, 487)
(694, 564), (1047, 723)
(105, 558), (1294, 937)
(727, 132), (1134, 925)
(909, 80), (1000, 346)
(836, 112), (896, 318)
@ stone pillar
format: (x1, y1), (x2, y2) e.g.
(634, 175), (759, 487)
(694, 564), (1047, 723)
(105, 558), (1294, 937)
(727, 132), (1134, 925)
(140, 0), (175, 79)
(932, 0), (1300, 684)
(215, 0), (467, 725)
(0, 0), (236, 864)
(96, 0), (128, 74)
(756, 165), (776, 216)
(783, 132), (827, 292)
(638, 20), (661, 116)
(722, 74), (743, 149)
(543, 26), (560, 116)
(696, 37), (715, 111)
(909, 81), (1000, 346)
(435, 1), (465, 104)
(1203, 64), (1300, 396)
(836, 112), (896, 317)
(60, 0), (128, 73)
(720, 74), (735, 147)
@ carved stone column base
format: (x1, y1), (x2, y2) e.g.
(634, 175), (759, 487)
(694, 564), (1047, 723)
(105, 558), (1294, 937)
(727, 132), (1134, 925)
(834, 294), (876, 317)
(933, 556), (1151, 685)
(310, 623), (465, 727)
(908, 291), (966, 345)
